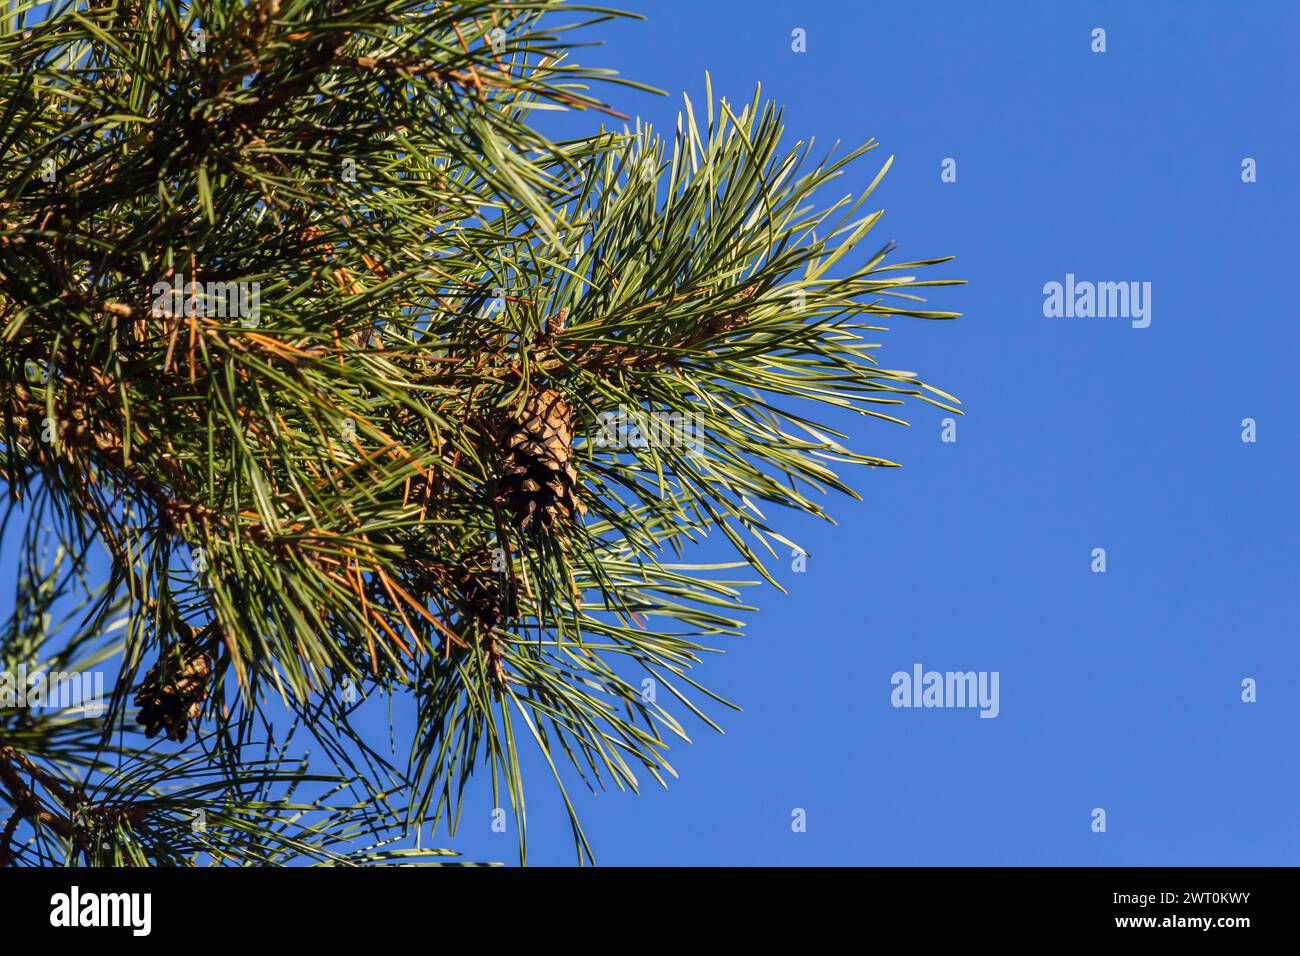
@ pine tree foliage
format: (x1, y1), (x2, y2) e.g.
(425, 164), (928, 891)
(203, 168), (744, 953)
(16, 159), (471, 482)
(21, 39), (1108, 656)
(0, 0), (961, 865)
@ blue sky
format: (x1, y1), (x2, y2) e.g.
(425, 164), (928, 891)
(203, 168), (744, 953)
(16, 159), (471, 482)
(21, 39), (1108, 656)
(410, 0), (1298, 865)
(8, 0), (1297, 867)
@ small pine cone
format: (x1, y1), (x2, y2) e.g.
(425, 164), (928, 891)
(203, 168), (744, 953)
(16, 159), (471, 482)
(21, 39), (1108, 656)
(538, 307), (567, 351)
(707, 285), (757, 335)
(134, 642), (212, 743)
(545, 307), (567, 340)
(446, 547), (525, 697)
(448, 549), (511, 633)
(494, 388), (586, 529)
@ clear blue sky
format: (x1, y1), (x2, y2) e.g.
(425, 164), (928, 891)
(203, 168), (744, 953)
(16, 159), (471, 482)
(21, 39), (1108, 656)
(11, 0), (1298, 866)
(420, 0), (1298, 865)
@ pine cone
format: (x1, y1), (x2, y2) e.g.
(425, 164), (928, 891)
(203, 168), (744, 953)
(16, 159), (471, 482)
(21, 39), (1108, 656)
(494, 388), (585, 529)
(444, 547), (525, 697)
(134, 639), (212, 742)
(448, 548), (515, 632)
(707, 284), (757, 335)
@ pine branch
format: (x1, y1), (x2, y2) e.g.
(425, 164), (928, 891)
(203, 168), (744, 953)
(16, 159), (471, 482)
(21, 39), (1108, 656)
(0, 1), (961, 865)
